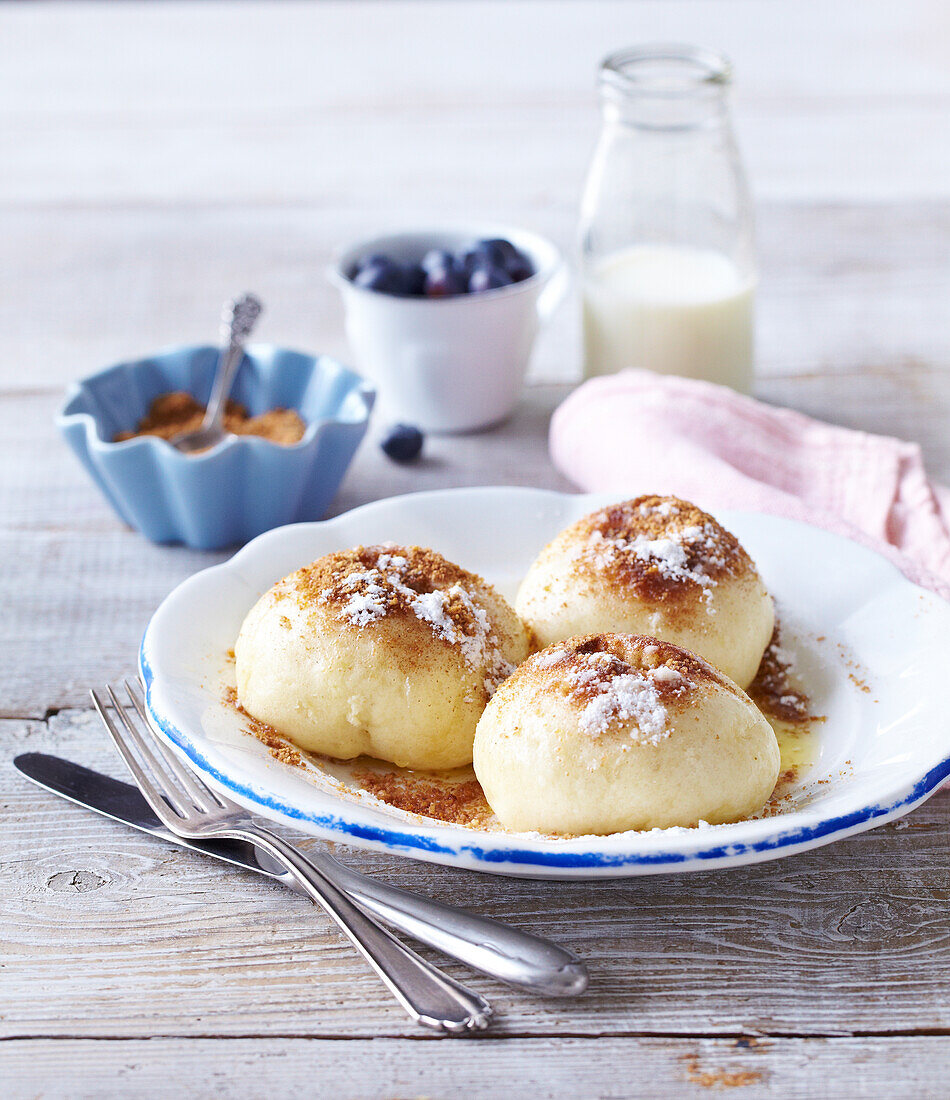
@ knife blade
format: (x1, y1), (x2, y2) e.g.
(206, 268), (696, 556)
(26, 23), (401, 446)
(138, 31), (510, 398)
(12, 751), (590, 997)
(14, 752), (286, 878)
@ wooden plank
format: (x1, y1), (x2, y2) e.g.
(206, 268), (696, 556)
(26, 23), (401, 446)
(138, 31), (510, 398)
(3, 1035), (950, 1099)
(1, 385), (573, 533)
(3, 104), (948, 207)
(6, 0), (950, 117)
(2, 711), (949, 1041)
(8, 369), (945, 548)
(0, 386), (571, 716)
(4, 357), (950, 716)
(1, 200), (949, 391)
(758, 367), (950, 471)
(2, 1), (948, 1090)
(0, 2), (947, 205)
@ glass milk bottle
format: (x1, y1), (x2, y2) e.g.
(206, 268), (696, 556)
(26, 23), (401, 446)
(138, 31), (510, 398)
(580, 45), (756, 391)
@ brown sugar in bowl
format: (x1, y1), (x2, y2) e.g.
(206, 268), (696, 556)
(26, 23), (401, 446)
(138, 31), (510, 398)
(57, 343), (375, 549)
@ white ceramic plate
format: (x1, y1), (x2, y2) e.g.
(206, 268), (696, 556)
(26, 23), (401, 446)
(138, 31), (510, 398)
(140, 487), (950, 879)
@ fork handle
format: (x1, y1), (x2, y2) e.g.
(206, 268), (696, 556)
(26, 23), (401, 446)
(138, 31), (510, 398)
(233, 824), (492, 1033)
(285, 847), (588, 997)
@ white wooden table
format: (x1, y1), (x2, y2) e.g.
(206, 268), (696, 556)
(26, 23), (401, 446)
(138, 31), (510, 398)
(2, 2), (949, 1096)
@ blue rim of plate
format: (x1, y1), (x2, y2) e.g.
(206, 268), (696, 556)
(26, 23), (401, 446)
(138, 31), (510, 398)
(139, 642), (950, 872)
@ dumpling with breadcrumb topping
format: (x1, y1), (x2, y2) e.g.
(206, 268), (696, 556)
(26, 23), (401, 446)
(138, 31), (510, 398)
(235, 544), (530, 769)
(515, 496), (773, 689)
(473, 633), (780, 834)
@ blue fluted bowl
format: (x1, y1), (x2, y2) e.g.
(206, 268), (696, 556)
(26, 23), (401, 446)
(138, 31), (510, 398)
(57, 343), (375, 550)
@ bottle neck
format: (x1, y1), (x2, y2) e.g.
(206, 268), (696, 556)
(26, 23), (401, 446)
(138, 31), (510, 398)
(599, 44), (733, 132)
(601, 93), (729, 132)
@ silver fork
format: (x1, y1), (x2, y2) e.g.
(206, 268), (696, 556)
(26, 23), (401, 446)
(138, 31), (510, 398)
(92, 682), (492, 1034)
(102, 683), (587, 998)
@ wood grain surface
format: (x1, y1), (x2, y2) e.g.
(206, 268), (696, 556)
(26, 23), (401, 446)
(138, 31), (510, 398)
(3, 713), (949, 1042)
(1, 1), (949, 1096)
(3, 1037), (949, 1099)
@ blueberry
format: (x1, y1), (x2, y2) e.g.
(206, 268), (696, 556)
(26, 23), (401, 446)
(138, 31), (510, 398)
(457, 246), (485, 274)
(349, 252), (386, 280)
(504, 248), (534, 282)
(424, 265), (466, 298)
(468, 263), (514, 293)
(421, 249), (455, 274)
(480, 238), (520, 266)
(459, 238), (530, 280)
(358, 252), (389, 271)
(353, 257), (407, 296)
(404, 262), (427, 296)
(381, 423), (424, 463)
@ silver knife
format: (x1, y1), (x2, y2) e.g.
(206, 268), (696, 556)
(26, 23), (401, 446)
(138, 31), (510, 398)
(14, 752), (588, 997)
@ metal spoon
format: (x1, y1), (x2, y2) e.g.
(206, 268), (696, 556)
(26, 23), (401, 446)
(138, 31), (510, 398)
(171, 293), (264, 454)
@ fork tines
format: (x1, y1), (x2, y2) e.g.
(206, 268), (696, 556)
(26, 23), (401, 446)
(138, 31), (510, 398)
(91, 680), (228, 824)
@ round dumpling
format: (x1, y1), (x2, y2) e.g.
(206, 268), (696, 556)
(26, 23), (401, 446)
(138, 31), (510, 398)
(515, 496), (774, 688)
(473, 632), (780, 834)
(236, 544), (531, 769)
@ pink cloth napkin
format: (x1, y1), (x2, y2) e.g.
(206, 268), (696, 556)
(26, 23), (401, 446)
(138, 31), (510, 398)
(549, 369), (950, 602)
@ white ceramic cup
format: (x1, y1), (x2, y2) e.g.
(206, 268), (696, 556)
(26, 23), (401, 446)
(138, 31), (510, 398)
(330, 226), (567, 433)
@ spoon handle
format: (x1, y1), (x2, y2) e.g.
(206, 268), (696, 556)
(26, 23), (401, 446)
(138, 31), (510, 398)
(203, 293), (264, 430)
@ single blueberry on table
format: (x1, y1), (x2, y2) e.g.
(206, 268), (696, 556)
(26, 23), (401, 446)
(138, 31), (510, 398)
(381, 423), (424, 463)
(468, 263), (514, 293)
